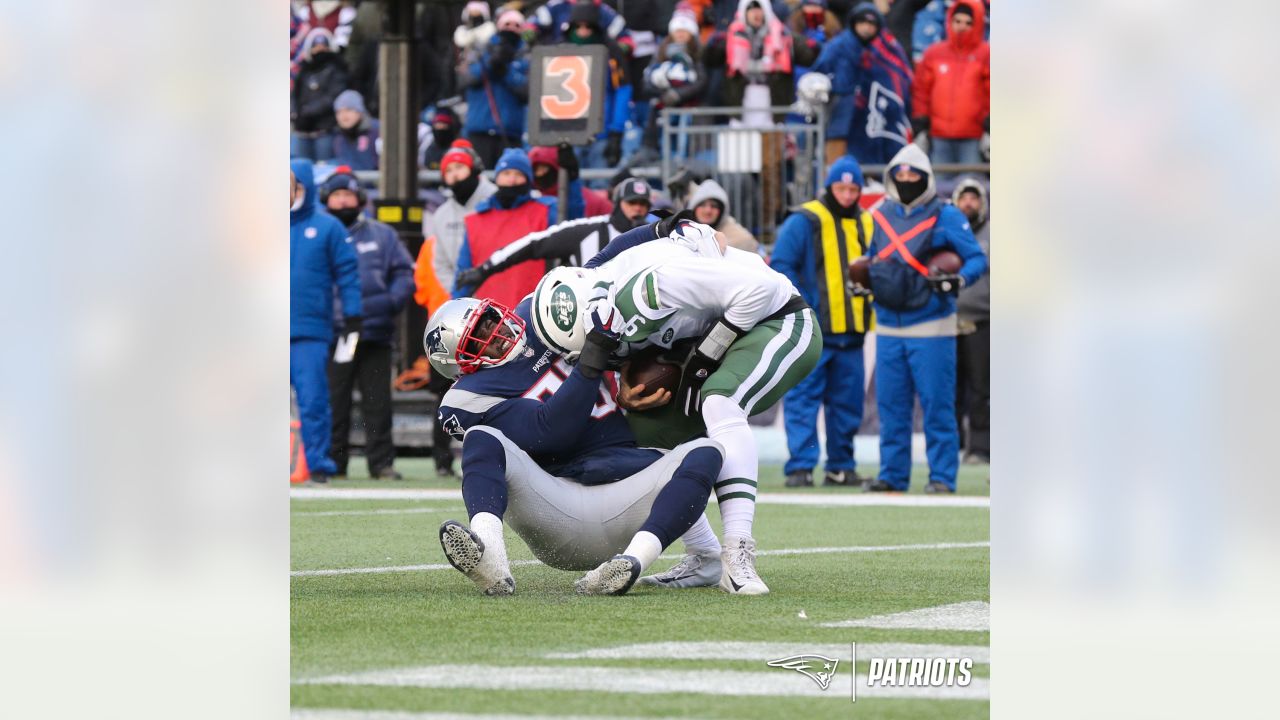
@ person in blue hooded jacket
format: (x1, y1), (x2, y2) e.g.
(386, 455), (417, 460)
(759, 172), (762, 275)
(457, 8), (531, 168)
(807, 2), (913, 166)
(320, 168), (415, 480)
(864, 143), (987, 494)
(291, 159), (362, 484)
(771, 155), (874, 488)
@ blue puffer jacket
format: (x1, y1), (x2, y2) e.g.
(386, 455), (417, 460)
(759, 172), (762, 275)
(291, 159), (361, 342)
(332, 217), (415, 344)
(461, 35), (530, 138)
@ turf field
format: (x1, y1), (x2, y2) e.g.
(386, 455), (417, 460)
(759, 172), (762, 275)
(291, 458), (990, 719)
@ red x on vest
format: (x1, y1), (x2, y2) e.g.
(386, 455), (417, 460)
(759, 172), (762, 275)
(872, 209), (936, 277)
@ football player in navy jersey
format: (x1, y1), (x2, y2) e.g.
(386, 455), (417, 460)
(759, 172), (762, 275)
(425, 295), (724, 596)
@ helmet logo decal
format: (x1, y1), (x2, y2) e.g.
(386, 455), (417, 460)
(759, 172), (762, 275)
(425, 327), (446, 356)
(550, 285), (578, 333)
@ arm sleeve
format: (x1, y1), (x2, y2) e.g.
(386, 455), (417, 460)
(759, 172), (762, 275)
(565, 177), (586, 220)
(504, 57), (530, 102)
(584, 220), (659, 268)
(453, 232), (475, 297)
(487, 219), (601, 275)
(936, 206), (989, 286)
(446, 370), (605, 456)
(386, 234), (416, 313)
(330, 225), (363, 318)
(414, 237), (451, 311)
(769, 214), (811, 298)
(912, 54), (934, 119)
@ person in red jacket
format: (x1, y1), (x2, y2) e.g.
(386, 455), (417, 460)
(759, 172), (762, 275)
(528, 145), (614, 217)
(453, 147), (585, 307)
(910, 0), (989, 172)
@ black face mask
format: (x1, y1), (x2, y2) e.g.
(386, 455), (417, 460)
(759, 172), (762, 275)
(494, 183), (529, 208)
(823, 189), (861, 219)
(533, 169), (557, 193)
(468, 14), (486, 28)
(331, 206), (363, 227)
(448, 173), (480, 205)
(433, 126), (457, 147)
(895, 176), (929, 205)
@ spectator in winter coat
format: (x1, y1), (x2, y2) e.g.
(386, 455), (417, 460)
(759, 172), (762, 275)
(453, 148), (585, 306)
(912, 0), (990, 169)
(564, 1), (635, 171)
(864, 144), (987, 494)
(883, 0), (931, 64)
(808, 2), (913, 166)
(320, 169), (415, 480)
(771, 156), (873, 488)
(638, 9), (710, 158)
(952, 176), (989, 464)
(721, 0), (817, 112)
(292, 28), (351, 161)
(420, 106), (462, 171)
(457, 9), (531, 168)
(788, 0), (843, 69)
(453, 1), (496, 52)
(528, 146), (615, 217)
(686, 179), (759, 253)
(535, 0), (634, 48)
(413, 140), (495, 477)
(330, 90), (380, 171)
(291, 159), (362, 484)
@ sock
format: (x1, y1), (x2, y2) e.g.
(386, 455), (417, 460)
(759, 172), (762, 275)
(702, 395), (758, 539)
(680, 513), (722, 556)
(469, 511), (510, 576)
(639, 445), (720, 553)
(460, 430), (509, 518)
(622, 531), (663, 572)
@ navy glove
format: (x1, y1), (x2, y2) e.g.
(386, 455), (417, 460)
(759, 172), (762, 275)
(557, 142), (580, 182)
(604, 133), (623, 167)
(928, 274), (964, 296)
(653, 208), (697, 239)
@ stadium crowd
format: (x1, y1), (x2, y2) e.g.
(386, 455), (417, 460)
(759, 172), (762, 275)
(289, 0), (990, 492)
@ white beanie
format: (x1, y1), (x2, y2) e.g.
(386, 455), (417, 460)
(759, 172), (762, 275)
(462, 1), (491, 22)
(668, 11), (699, 37)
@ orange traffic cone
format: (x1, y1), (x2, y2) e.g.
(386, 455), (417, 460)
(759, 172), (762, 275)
(290, 418), (310, 484)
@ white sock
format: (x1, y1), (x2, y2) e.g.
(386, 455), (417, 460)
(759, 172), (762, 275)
(680, 513), (722, 556)
(622, 531), (663, 572)
(469, 512), (510, 575)
(702, 395), (757, 539)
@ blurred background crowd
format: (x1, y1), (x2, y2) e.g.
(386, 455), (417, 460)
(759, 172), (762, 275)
(289, 0), (990, 491)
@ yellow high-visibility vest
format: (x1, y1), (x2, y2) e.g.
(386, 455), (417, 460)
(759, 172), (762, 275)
(798, 200), (875, 334)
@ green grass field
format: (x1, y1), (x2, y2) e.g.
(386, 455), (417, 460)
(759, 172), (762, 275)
(291, 458), (990, 719)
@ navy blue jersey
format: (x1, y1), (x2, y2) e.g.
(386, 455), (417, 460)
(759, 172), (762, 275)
(439, 299), (660, 484)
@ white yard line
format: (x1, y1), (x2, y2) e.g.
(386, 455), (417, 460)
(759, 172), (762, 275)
(544, 641), (989, 665)
(294, 664), (989, 700)
(294, 507), (456, 518)
(290, 542), (988, 578)
(291, 487), (990, 508)
(293, 707), (660, 712)
(820, 601), (991, 632)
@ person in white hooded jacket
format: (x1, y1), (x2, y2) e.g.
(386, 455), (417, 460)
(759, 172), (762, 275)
(686, 179), (760, 254)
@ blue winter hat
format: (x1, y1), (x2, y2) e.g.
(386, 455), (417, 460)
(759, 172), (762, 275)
(334, 89), (367, 115)
(825, 155), (864, 187)
(494, 148), (533, 181)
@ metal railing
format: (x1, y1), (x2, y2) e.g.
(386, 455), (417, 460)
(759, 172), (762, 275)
(660, 105), (826, 246)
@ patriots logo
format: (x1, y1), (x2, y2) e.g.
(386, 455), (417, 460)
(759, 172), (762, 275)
(767, 654), (840, 691)
(440, 413), (464, 440)
(425, 327), (446, 356)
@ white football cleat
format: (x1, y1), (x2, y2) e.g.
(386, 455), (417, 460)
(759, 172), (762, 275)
(439, 520), (514, 596)
(637, 551), (722, 589)
(574, 554), (642, 596)
(719, 534), (769, 595)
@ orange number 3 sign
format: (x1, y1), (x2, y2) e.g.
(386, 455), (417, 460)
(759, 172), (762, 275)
(541, 55), (592, 120)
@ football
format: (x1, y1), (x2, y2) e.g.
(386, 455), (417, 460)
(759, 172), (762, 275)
(622, 350), (682, 395)
(848, 256), (872, 287)
(927, 249), (963, 275)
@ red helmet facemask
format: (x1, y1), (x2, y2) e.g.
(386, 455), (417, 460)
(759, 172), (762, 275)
(456, 299), (527, 373)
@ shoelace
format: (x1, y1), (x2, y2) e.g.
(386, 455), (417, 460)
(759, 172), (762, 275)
(730, 541), (761, 581)
(662, 554), (702, 578)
